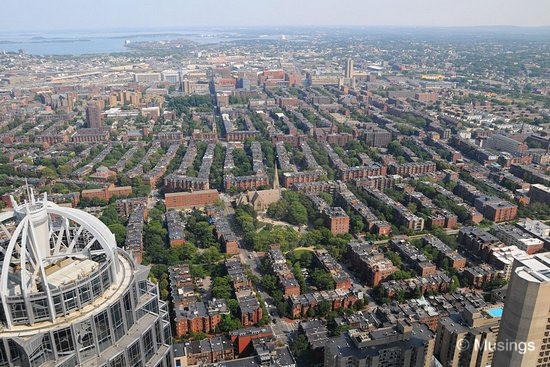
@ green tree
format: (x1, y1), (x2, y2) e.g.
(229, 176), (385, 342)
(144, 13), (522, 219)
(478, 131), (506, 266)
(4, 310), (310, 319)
(318, 192), (333, 206)
(190, 331), (208, 340)
(267, 200), (288, 220)
(450, 275), (460, 292)
(290, 334), (309, 358)
(108, 223), (127, 247)
(350, 216), (364, 234)
(385, 251), (403, 268)
(143, 221), (167, 249)
(57, 164), (73, 177)
(391, 270), (413, 280)
(261, 274), (279, 293)
(311, 269), (335, 290)
(100, 204), (123, 226)
(227, 299), (239, 316)
(41, 167), (58, 179)
(287, 201), (308, 225)
(219, 314), (242, 332)
(212, 276), (233, 300)
(317, 300), (331, 317)
(197, 247), (224, 264)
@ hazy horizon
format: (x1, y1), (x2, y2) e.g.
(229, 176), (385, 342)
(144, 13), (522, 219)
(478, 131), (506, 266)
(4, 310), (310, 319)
(2, 0), (549, 32)
(2, 25), (550, 35)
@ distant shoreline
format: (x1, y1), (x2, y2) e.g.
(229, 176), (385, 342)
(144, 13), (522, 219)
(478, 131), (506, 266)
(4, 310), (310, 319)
(0, 39), (91, 44)
(1, 26), (547, 56)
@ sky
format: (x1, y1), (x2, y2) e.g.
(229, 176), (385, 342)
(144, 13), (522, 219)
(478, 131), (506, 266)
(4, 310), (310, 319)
(1, 0), (549, 32)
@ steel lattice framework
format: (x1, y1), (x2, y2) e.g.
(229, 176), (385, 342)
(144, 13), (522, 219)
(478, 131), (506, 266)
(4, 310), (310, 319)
(0, 188), (173, 367)
(0, 190), (119, 329)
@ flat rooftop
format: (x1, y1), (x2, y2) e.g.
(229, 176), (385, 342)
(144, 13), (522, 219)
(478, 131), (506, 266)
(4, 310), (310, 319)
(47, 258), (99, 289)
(516, 252), (550, 283)
(165, 189), (218, 197)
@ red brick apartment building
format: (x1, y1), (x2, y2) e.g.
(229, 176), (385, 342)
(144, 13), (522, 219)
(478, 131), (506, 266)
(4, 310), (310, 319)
(339, 164), (387, 181)
(282, 170), (324, 188)
(237, 292), (263, 327)
(348, 241), (399, 286)
(165, 189), (219, 209)
(224, 175), (269, 191)
(81, 184), (132, 201)
(324, 207), (350, 235)
(230, 327), (274, 356)
(174, 300), (229, 337)
(288, 290), (357, 318)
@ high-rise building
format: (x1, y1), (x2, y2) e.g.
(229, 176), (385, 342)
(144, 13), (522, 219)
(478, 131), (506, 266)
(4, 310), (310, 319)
(435, 304), (502, 367)
(345, 58), (354, 79)
(86, 104), (102, 129)
(529, 184), (550, 205)
(0, 190), (173, 366)
(363, 126), (392, 147)
(324, 321), (434, 367)
(494, 252), (550, 366)
(133, 72), (161, 83)
(161, 70), (179, 84)
(486, 133), (528, 154)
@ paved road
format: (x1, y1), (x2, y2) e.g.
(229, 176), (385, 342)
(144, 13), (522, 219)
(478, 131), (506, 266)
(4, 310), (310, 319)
(148, 189), (161, 209)
(221, 193), (297, 343)
(371, 229), (459, 246)
(256, 213), (301, 232)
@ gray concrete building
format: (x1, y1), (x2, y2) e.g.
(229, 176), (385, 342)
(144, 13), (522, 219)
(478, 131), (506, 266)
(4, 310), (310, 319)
(494, 252), (550, 367)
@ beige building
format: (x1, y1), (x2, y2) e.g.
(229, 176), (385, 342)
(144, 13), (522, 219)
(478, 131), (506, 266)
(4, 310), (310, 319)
(494, 252), (550, 367)
(236, 165), (281, 211)
(434, 304), (501, 367)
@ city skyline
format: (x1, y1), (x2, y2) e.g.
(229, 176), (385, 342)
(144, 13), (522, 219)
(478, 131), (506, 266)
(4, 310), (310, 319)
(0, 2), (549, 366)
(1, 0), (550, 32)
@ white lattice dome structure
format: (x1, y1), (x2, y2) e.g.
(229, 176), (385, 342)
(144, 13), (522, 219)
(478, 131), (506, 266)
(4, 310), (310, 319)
(0, 189), (172, 367)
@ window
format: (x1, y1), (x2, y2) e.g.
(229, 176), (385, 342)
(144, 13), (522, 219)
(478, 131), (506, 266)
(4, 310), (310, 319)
(124, 292), (134, 327)
(53, 328), (74, 355)
(79, 283), (92, 306)
(132, 284), (139, 305)
(29, 335), (53, 367)
(53, 295), (64, 317)
(127, 341), (142, 367)
(138, 281), (147, 295)
(63, 290), (77, 312)
(142, 329), (155, 362)
(32, 298), (50, 321)
(77, 320), (96, 360)
(109, 353), (126, 367)
(29, 345), (47, 367)
(143, 299), (159, 315)
(91, 276), (102, 298)
(0, 342), (8, 367)
(111, 302), (126, 341)
(136, 308), (146, 320)
(7, 341), (20, 363)
(163, 324), (171, 345)
(94, 311), (112, 352)
(101, 269), (111, 290)
(10, 302), (27, 322)
(155, 321), (163, 347)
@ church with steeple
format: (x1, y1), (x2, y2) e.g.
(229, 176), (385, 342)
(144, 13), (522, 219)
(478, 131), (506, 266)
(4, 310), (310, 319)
(236, 162), (282, 211)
